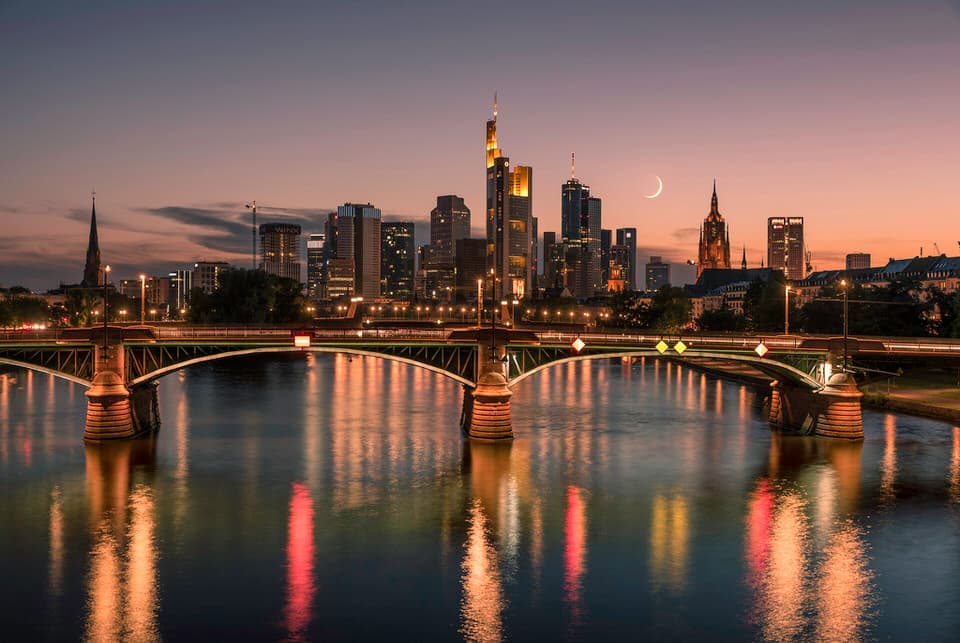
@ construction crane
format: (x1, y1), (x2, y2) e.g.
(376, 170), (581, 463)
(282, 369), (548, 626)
(933, 243), (941, 256)
(244, 201), (301, 270)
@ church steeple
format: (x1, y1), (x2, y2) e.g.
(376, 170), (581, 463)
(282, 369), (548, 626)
(82, 191), (101, 287)
(741, 246), (747, 270)
(709, 179), (720, 219)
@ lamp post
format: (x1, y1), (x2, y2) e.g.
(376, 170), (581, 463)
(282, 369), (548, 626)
(511, 299), (519, 327)
(840, 279), (848, 372)
(477, 279), (482, 327)
(139, 274), (146, 325)
(102, 265), (111, 354)
(784, 285), (792, 335)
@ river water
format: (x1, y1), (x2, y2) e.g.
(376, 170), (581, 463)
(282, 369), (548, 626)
(1, 354), (958, 641)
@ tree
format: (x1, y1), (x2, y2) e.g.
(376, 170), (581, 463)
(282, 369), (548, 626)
(697, 306), (745, 332)
(187, 269), (308, 324)
(648, 285), (693, 332)
(64, 288), (101, 327)
(742, 274), (795, 333)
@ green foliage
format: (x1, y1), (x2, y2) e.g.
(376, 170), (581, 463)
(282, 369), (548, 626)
(0, 292), (50, 327)
(187, 269), (308, 324)
(64, 288), (101, 326)
(741, 273), (798, 333)
(799, 278), (933, 337)
(608, 286), (692, 331)
(697, 306), (746, 332)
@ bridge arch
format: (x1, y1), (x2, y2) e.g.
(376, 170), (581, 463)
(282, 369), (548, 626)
(128, 346), (476, 388)
(0, 358), (92, 387)
(507, 349), (822, 390)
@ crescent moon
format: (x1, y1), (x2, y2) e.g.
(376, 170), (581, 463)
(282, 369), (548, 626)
(644, 175), (663, 199)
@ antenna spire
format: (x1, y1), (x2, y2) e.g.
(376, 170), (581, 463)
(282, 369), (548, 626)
(493, 91), (498, 119)
(571, 152), (575, 179)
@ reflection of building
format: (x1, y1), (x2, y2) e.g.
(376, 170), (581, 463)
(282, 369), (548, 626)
(645, 256), (671, 291)
(381, 222), (415, 300)
(767, 217), (805, 280)
(697, 182), (731, 278)
(260, 223), (302, 282)
(485, 98), (534, 299)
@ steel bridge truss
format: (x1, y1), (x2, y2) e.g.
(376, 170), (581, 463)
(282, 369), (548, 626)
(0, 344), (95, 382)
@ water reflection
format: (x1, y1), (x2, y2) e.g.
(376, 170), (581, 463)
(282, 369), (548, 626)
(564, 485), (588, 629)
(649, 493), (689, 594)
(950, 427), (960, 506)
(460, 497), (504, 642)
(881, 415), (897, 505)
(747, 434), (873, 641)
(285, 482), (316, 642)
(83, 440), (159, 642)
(49, 486), (64, 596)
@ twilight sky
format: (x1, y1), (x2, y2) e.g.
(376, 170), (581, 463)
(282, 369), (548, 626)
(2, 0), (958, 289)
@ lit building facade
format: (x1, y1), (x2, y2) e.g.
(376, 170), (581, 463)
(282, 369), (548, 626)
(846, 253), (871, 271)
(697, 182), (731, 278)
(193, 261), (230, 294)
(259, 223), (302, 283)
(332, 203), (381, 300)
(306, 232), (326, 300)
(381, 222), (415, 300)
(767, 216), (805, 280)
(431, 195), (471, 264)
(560, 161), (603, 299)
(485, 99), (534, 299)
(615, 227), (637, 290)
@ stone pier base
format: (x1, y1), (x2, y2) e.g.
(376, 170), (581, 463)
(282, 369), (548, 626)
(769, 372), (864, 440)
(84, 371), (136, 441)
(463, 371), (513, 441)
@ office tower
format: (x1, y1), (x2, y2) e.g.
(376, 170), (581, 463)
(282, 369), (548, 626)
(542, 231), (561, 290)
(697, 181), (731, 278)
(485, 97), (534, 299)
(560, 155), (602, 298)
(531, 216), (538, 290)
(381, 222), (415, 300)
(306, 232), (326, 300)
(332, 203), (381, 299)
(615, 227), (638, 290)
(193, 261), (230, 294)
(82, 193), (101, 287)
(767, 216), (805, 280)
(600, 228), (612, 287)
(646, 256), (671, 291)
(169, 269), (193, 313)
(259, 223), (302, 282)
(455, 238), (488, 297)
(608, 244), (630, 292)
(431, 196), (471, 264)
(846, 253), (871, 270)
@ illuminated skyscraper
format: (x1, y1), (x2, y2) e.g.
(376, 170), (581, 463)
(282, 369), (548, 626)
(259, 223), (302, 282)
(767, 216), (805, 280)
(431, 195), (471, 264)
(561, 155), (602, 298)
(485, 96), (534, 298)
(306, 232), (326, 300)
(697, 181), (731, 278)
(330, 203), (382, 299)
(616, 227), (638, 290)
(381, 222), (415, 300)
(82, 193), (101, 287)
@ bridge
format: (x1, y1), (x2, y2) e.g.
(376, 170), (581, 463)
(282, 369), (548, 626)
(1, 324), (932, 443)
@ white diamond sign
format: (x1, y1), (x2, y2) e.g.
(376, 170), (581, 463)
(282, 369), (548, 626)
(755, 342), (769, 357)
(571, 337), (585, 353)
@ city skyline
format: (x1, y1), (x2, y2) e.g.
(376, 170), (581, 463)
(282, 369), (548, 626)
(2, 1), (959, 289)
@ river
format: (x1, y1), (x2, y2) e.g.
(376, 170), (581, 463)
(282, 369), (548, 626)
(1, 354), (958, 640)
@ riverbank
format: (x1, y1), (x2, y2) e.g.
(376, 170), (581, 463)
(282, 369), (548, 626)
(673, 357), (960, 425)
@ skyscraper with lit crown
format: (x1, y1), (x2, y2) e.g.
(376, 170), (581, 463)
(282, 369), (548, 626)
(485, 95), (534, 299)
(697, 181), (731, 278)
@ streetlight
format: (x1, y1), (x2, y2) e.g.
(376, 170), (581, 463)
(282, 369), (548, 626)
(102, 265), (111, 354)
(150, 308), (157, 322)
(511, 299), (519, 326)
(139, 274), (146, 324)
(840, 279), (849, 371)
(477, 278), (483, 327)
(784, 284), (792, 335)
(119, 309), (127, 323)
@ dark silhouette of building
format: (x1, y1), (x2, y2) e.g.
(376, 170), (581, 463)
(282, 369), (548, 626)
(645, 255), (671, 291)
(767, 216), (805, 280)
(616, 227), (637, 290)
(307, 232), (326, 300)
(697, 181), (731, 278)
(82, 193), (101, 287)
(431, 196), (471, 264)
(600, 228), (612, 287)
(845, 252), (871, 270)
(381, 222), (415, 300)
(455, 238), (487, 298)
(259, 223), (302, 282)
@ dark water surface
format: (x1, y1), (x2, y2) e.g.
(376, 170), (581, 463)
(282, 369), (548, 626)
(1, 354), (958, 641)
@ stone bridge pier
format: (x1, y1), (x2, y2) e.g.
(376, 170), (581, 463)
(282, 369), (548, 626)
(461, 340), (514, 442)
(768, 371), (863, 440)
(85, 341), (160, 442)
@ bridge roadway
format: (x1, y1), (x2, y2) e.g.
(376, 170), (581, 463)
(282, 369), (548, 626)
(2, 324), (951, 443)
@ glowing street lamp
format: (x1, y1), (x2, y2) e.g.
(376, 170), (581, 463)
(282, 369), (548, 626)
(139, 274), (146, 324)
(102, 265), (111, 353)
(784, 285), (792, 335)
(477, 278), (483, 327)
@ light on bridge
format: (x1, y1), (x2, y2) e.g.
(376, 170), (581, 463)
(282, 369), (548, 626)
(294, 335), (311, 348)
